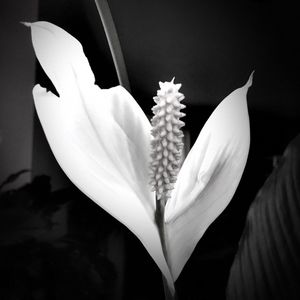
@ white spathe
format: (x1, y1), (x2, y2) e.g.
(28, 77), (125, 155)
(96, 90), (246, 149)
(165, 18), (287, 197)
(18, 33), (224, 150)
(165, 79), (251, 279)
(27, 21), (252, 293)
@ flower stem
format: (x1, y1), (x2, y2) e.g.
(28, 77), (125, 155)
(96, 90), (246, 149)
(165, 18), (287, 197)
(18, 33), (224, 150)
(155, 196), (178, 300)
(162, 274), (178, 300)
(155, 196), (168, 258)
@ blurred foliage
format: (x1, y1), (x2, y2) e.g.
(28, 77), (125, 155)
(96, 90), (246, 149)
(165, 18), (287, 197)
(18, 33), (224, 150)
(227, 134), (300, 300)
(0, 175), (117, 300)
(0, 169), (30, 191)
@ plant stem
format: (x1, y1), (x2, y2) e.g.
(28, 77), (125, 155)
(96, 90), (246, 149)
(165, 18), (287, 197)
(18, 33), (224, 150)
(162, 274), (177, 300)
(94, 0), (131, 92)
(155, 196), (178, 300)
(155, 196), (168, 258)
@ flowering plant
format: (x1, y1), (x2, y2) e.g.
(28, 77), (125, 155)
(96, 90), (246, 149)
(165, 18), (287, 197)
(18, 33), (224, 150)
(26, 21), (252, 298)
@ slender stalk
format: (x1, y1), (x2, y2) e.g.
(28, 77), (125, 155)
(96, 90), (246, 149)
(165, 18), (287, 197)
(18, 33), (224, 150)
(94, 0), (131, 92)
(162, 274), (177, 300)
(155, 196), (178, 300)
(155, 196), (168, 258)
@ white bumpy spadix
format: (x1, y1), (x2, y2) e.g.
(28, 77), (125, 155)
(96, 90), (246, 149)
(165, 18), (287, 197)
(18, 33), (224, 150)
(150, 79), (186, 201)
(27, 21), (252, 294)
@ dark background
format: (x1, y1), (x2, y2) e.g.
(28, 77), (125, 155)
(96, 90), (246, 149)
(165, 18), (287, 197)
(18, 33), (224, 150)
(0, 0), (300, 299)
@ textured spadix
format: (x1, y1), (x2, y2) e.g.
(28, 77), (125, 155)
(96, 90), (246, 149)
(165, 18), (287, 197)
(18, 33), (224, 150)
(150, 79), (185, 200)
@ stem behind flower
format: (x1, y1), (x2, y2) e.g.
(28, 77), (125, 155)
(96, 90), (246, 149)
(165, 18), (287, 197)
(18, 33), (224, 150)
(94, 0), (131, 92)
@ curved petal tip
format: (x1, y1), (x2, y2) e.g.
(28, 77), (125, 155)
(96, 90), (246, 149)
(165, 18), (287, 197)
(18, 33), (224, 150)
(245, 70), (255, 89)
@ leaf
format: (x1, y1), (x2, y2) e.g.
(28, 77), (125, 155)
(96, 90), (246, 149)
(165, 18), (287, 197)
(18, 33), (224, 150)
(0, 182), (67, 245)
(0, 169), (30, 190)
(227, 134), (300, 300)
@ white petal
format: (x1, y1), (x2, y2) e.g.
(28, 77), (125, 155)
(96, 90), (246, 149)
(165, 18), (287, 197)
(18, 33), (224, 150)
(165, 73), (253, 280)
(27, 21), (95, 96)
(29, 22), (174, 291)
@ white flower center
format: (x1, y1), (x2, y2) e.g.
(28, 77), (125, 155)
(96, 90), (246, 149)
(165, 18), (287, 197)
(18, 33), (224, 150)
(149, 78), (185, 201)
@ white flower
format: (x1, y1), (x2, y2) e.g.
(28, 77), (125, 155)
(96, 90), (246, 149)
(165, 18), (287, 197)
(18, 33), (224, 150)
(26, 21), (252, 294)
